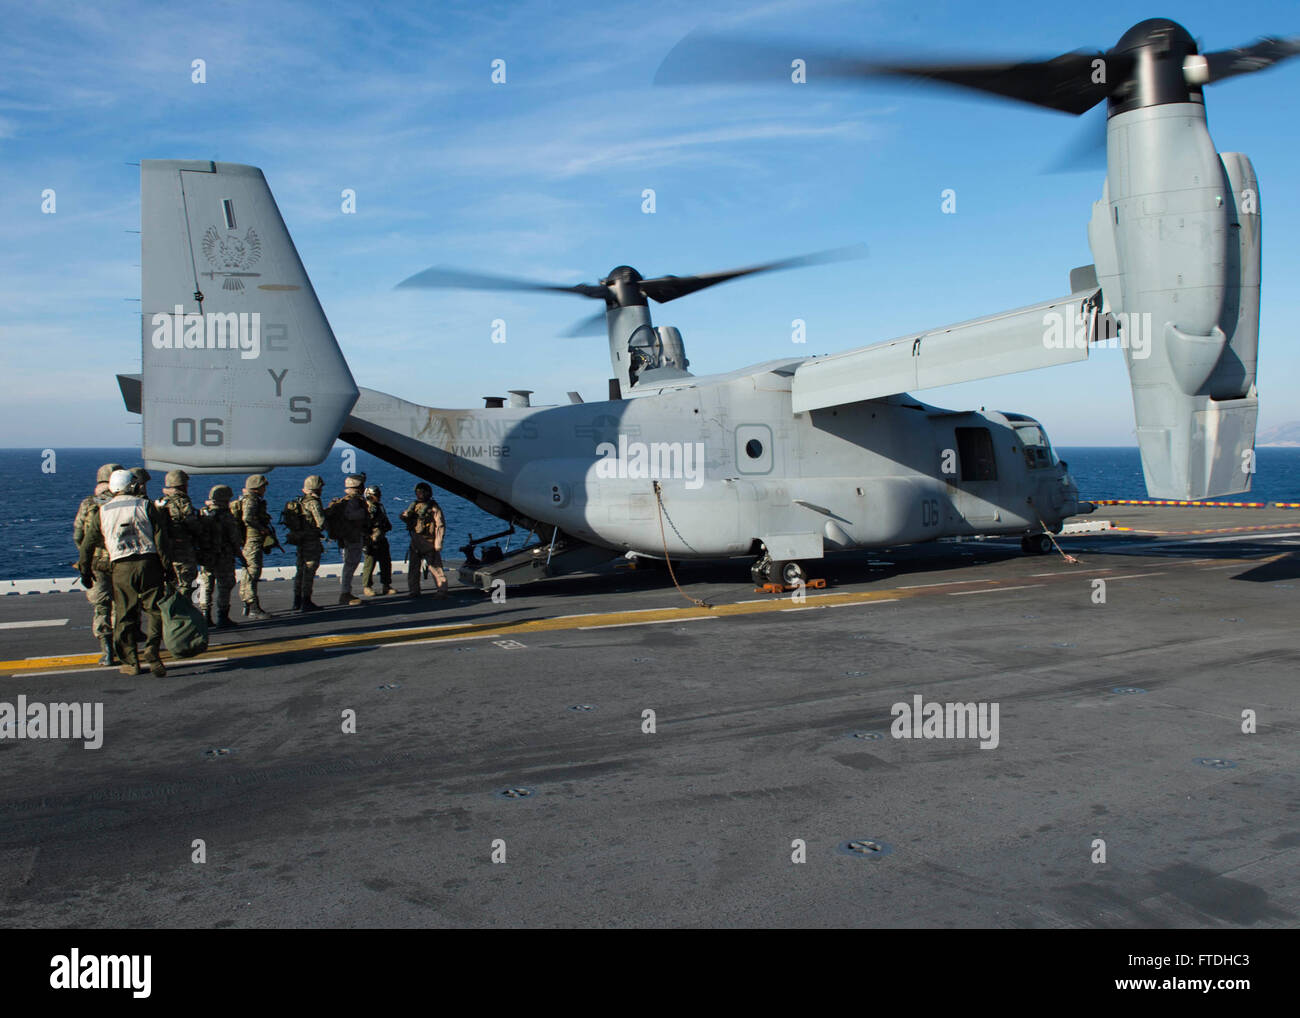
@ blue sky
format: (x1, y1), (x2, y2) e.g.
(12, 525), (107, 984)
(1, 0), (1296, 447)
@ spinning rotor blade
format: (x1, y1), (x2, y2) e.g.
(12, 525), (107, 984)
(657, 25), (1300, 118)
(562, 310), (608, 337)
(655, 32), (1126, 114)
(1199, 36), (1300, 83)
(637, 244), (866, 304)
(397, 266), (611, 301)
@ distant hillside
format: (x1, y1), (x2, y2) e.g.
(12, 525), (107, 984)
(1259, 421), (1300, 447)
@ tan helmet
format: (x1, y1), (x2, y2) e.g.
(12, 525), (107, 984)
(245, 474), (268, 491)
(303, 474), (324, 493)
(209, 484), (233, 503)
(344, 474), (364, 490)
(96, 462), (124, 484)
(164, 468), (189, 488)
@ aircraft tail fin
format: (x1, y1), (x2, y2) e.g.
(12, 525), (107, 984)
(140, 160), (358, 472)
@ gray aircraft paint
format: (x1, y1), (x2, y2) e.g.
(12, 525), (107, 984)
(125, 74), (1267, 573)
(1089, 103), (1260, 500)
(140, 160), (357, 471)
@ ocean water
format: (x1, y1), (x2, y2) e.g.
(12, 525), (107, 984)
(1, 447), (507, 581)
(3, 445), (1298, 581)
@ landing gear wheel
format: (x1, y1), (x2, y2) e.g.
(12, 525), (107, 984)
(1021, 534), (1053, 555)
(751, 552), (773, 586)
(778, 560), (807, 587)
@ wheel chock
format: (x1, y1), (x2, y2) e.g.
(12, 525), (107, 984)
(755, 578), (827, 593)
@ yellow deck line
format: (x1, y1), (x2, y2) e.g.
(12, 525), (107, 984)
(0, 553), (1264, 678)
(0, 582), (985, 676)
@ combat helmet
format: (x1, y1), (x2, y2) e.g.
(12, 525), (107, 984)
(414, 482), (432, 497)
(209, 484), (233, 503)
(96, 462), (124, 484)
(245, 474), (268, 491)
(164, 469), (189, 489)
(303, 475), (324, 493)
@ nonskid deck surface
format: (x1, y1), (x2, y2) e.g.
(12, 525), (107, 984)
(0, 505), (1296, 927)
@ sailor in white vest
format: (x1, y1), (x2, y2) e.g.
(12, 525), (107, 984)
(77, 468), (173, 677)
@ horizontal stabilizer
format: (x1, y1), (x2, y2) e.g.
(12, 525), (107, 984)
(792, 292), (1096, 413)
(140, 160), (358, 469)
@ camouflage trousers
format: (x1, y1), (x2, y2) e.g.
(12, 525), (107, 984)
(361, 537), (392, 590)
(171, 559), (199, 599)
(408, 539), (446, 595)
(199, 562), (237, 614)
(340, 540), (363, 596)
(294, 541), (323, 602)
(238, 537), (264, 603)
(110, 555), (165, 667)
(84, 565), (113, 640)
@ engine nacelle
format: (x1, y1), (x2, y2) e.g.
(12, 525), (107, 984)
(1088, 103), (1259, 499)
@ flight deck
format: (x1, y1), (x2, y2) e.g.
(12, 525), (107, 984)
(1, 504), (1296, 928)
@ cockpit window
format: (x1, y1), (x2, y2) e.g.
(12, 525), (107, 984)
(1014, 423), (1057, 470)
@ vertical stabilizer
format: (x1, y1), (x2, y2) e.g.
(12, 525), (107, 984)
(140, 160), (358, 471)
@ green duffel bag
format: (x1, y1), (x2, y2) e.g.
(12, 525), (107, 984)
(159, 585), (209, 658)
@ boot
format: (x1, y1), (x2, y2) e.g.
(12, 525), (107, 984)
(97, 636), (115, 667)
(215, 607), (239, 629)
(246, 584), (272, 620)
(242, 599), (251, 617)
(363, 586), (375, 597)
(383, 587), (396, 595)
(292, 592), (302, 611)
(338, 591), (361, 606)
(142, 650), (167, 678)
(300, 599), (322, 612)
(204, 606), (213, 626)
(119, 661), (142, 677)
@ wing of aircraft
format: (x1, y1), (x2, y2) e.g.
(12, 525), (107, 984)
(792, 290), (1100, 413)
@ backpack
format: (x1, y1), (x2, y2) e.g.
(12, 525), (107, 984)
(280, 499), (306, 545)
(323, 497), (348, 542)
(411, 501), (440, 537)
(231, 496), (246, 539)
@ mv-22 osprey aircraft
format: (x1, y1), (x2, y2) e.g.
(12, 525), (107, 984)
(119, 18), (1296, 590)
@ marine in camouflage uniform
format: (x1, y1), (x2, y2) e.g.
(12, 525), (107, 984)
(73, 462), (124, 665)
(235, 474), (275, 620)
(400, 482), (448, 597)
(285, 475), (326, 612)
(77, 468), (172, 677)
(156, 468), (204, 599)
(333, 474), (369, 606)
(360, 484), (394, 596)
(199, 484), (243, 628)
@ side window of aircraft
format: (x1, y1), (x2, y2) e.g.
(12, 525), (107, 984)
(1013, 423), (1056, 470)
(955, 427), (997, 482)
